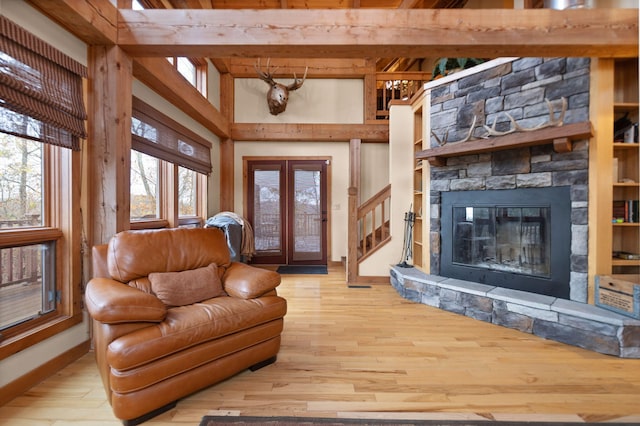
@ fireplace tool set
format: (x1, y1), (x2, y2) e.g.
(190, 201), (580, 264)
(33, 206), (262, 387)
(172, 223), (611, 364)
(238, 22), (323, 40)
(397, 206), (416, 268)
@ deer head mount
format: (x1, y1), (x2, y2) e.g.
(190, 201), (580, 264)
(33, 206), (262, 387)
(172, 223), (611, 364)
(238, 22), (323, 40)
(255, 59), (308, 115)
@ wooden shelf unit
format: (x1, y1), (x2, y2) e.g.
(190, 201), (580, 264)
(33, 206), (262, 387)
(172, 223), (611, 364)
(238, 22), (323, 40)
(411, 91), (428, 271)
(611, 58), (639, 274)
(412, 107), (423, 270)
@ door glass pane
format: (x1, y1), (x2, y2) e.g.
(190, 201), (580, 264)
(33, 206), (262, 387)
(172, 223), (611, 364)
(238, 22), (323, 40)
(293, 168), (321, 260)
(253, 169), (281, 253)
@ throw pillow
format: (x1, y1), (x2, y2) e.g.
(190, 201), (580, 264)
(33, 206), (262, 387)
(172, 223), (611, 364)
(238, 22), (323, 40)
(149, 263), (225, 306)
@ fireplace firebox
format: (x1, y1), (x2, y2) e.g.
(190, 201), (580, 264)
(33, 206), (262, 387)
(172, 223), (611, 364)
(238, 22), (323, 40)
(441, 187), (571, 299)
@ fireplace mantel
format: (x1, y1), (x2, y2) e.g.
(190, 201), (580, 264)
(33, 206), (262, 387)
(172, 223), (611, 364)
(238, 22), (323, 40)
(416, 121), (593, 167)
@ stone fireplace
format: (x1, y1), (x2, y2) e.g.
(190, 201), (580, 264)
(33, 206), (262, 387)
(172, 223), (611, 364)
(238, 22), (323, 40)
(389, 57), (640, 358)
(428, 57), (590, 303)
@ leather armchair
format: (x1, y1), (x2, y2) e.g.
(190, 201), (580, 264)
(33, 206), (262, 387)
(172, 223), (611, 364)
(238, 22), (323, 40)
(85, 227), (286, 425)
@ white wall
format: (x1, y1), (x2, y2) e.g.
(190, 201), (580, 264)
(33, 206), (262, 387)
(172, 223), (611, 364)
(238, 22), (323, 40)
(235, 78), (363, 123)
(359, 104), (413, 276)
(360, 144), (390, 201)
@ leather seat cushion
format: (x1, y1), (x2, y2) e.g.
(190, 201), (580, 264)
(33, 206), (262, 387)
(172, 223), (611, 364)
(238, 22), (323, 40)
(106, 295), (286, 371)
(109, 320), (283, 393)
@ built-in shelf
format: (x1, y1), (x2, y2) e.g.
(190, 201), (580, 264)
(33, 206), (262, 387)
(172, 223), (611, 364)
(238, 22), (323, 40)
(416, 121), (593, 167)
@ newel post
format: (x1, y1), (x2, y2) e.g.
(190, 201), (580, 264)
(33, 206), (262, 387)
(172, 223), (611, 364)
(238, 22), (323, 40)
(347, 186), (359, 284)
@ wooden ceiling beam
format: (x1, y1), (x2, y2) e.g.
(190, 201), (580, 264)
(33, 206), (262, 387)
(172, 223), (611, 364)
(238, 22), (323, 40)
(232, 123), (389, 142)
(26, 0), (118, 45)
(225, 58), (372, 78)
(376, 71), (432, 81)
(116, 8), (638, 59)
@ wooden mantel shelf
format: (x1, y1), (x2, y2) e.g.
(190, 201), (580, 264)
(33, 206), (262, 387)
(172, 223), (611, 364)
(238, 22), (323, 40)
(416, 121), (593, 166)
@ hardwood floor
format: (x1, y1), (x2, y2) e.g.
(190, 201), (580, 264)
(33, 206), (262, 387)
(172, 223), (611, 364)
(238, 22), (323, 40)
(2, 264), (640, 425)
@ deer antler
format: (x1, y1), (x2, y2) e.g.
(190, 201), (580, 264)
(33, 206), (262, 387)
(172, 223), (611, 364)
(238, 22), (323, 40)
(482, 97), (567, 138)
(432, 115), (477, 146)
(254, 58), (279, 85)
(513, 97), (567, 132)
(287, 66), (308, 91)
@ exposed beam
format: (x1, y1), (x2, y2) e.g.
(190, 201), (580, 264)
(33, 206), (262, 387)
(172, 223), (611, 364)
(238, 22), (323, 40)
(117, 9), (638, 58)
(398, 0), (421, 7)
(133, 57), (230, 138)
(26, 0), (117, 45)
(225, 58), (372, 78)
(376, 71), (432, 81)
(231, 123), (389, 142)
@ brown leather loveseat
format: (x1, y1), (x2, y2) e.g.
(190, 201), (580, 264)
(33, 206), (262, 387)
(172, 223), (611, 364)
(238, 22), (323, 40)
(85, 227), (287, 425)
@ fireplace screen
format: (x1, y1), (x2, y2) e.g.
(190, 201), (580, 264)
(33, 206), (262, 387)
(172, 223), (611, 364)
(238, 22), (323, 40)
(441, 187), (571, 299)
(452, 206), (550, 278)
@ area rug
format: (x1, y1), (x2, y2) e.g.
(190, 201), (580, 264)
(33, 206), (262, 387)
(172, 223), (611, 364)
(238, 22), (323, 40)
(199, 417), (464, 426)
(276, 265), (328, 274)
(199, 417), (634, 426)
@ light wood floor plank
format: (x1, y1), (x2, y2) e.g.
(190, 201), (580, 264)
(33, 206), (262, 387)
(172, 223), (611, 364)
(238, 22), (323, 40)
(1, 264), (640, 424)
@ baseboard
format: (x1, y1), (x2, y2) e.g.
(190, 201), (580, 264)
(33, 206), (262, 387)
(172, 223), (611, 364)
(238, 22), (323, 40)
(350, 276), (389, 285)
(0, 340), (90, 406)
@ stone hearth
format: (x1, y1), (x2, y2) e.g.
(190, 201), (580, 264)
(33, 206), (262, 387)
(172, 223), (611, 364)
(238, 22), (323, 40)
(390, 265), (640, 358)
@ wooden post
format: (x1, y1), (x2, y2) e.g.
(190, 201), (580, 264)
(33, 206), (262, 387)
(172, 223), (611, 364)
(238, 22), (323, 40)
(219, 72), (235, 212)
(87, 44), (132, 247)
(363, 59), (377, 123)
(347, 139), (361, 284)
(219, 138), (234, 212)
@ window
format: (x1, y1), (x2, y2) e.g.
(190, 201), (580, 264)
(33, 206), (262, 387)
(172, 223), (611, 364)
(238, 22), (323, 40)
(130, 98), (210, 229)
(0, 136), (57, 332)
(130, 150), (159, 220)
(167, 57), (208, 97)
(0, 16), (85, 355)
(178, 166), (197, 216)
(176, 58), (196, 87)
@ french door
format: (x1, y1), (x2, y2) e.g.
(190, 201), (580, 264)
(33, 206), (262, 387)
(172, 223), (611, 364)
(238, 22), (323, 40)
(247, 159), (327, 265)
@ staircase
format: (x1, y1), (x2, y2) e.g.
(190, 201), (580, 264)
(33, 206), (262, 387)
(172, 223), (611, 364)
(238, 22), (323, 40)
(347, 183), (391, 283)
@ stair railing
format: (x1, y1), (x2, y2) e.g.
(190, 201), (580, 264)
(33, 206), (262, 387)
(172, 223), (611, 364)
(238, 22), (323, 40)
(347, 184), (391, 283)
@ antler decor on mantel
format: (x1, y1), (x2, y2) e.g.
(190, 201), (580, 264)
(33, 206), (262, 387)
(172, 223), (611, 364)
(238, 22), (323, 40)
(431, 97), (568, 146)
(419, 120), (593, 167)
(255, 58), (308, 115)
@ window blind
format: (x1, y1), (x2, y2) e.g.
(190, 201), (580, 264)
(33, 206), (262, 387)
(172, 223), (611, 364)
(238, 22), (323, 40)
(132, 97), (212, 175)
(0, 16), (87, 151)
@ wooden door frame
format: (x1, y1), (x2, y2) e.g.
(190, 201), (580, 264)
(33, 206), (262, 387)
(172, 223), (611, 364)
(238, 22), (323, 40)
(243, 156), (332, 263)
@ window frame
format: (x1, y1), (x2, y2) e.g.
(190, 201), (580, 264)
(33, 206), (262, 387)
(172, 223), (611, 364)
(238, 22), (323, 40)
(0, 143), (83, 359)
(0, 15), (85, 358)
(130, 159), (208, 230)
(167, 56), (208, 97)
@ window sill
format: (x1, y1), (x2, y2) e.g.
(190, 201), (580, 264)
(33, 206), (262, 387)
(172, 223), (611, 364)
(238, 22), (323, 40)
(0, 313), (83, 360)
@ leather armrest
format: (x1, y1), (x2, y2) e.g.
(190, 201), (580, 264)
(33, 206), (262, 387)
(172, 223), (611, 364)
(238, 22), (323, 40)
(222, 262), (281, 299)
(85, 278), (167, 324)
